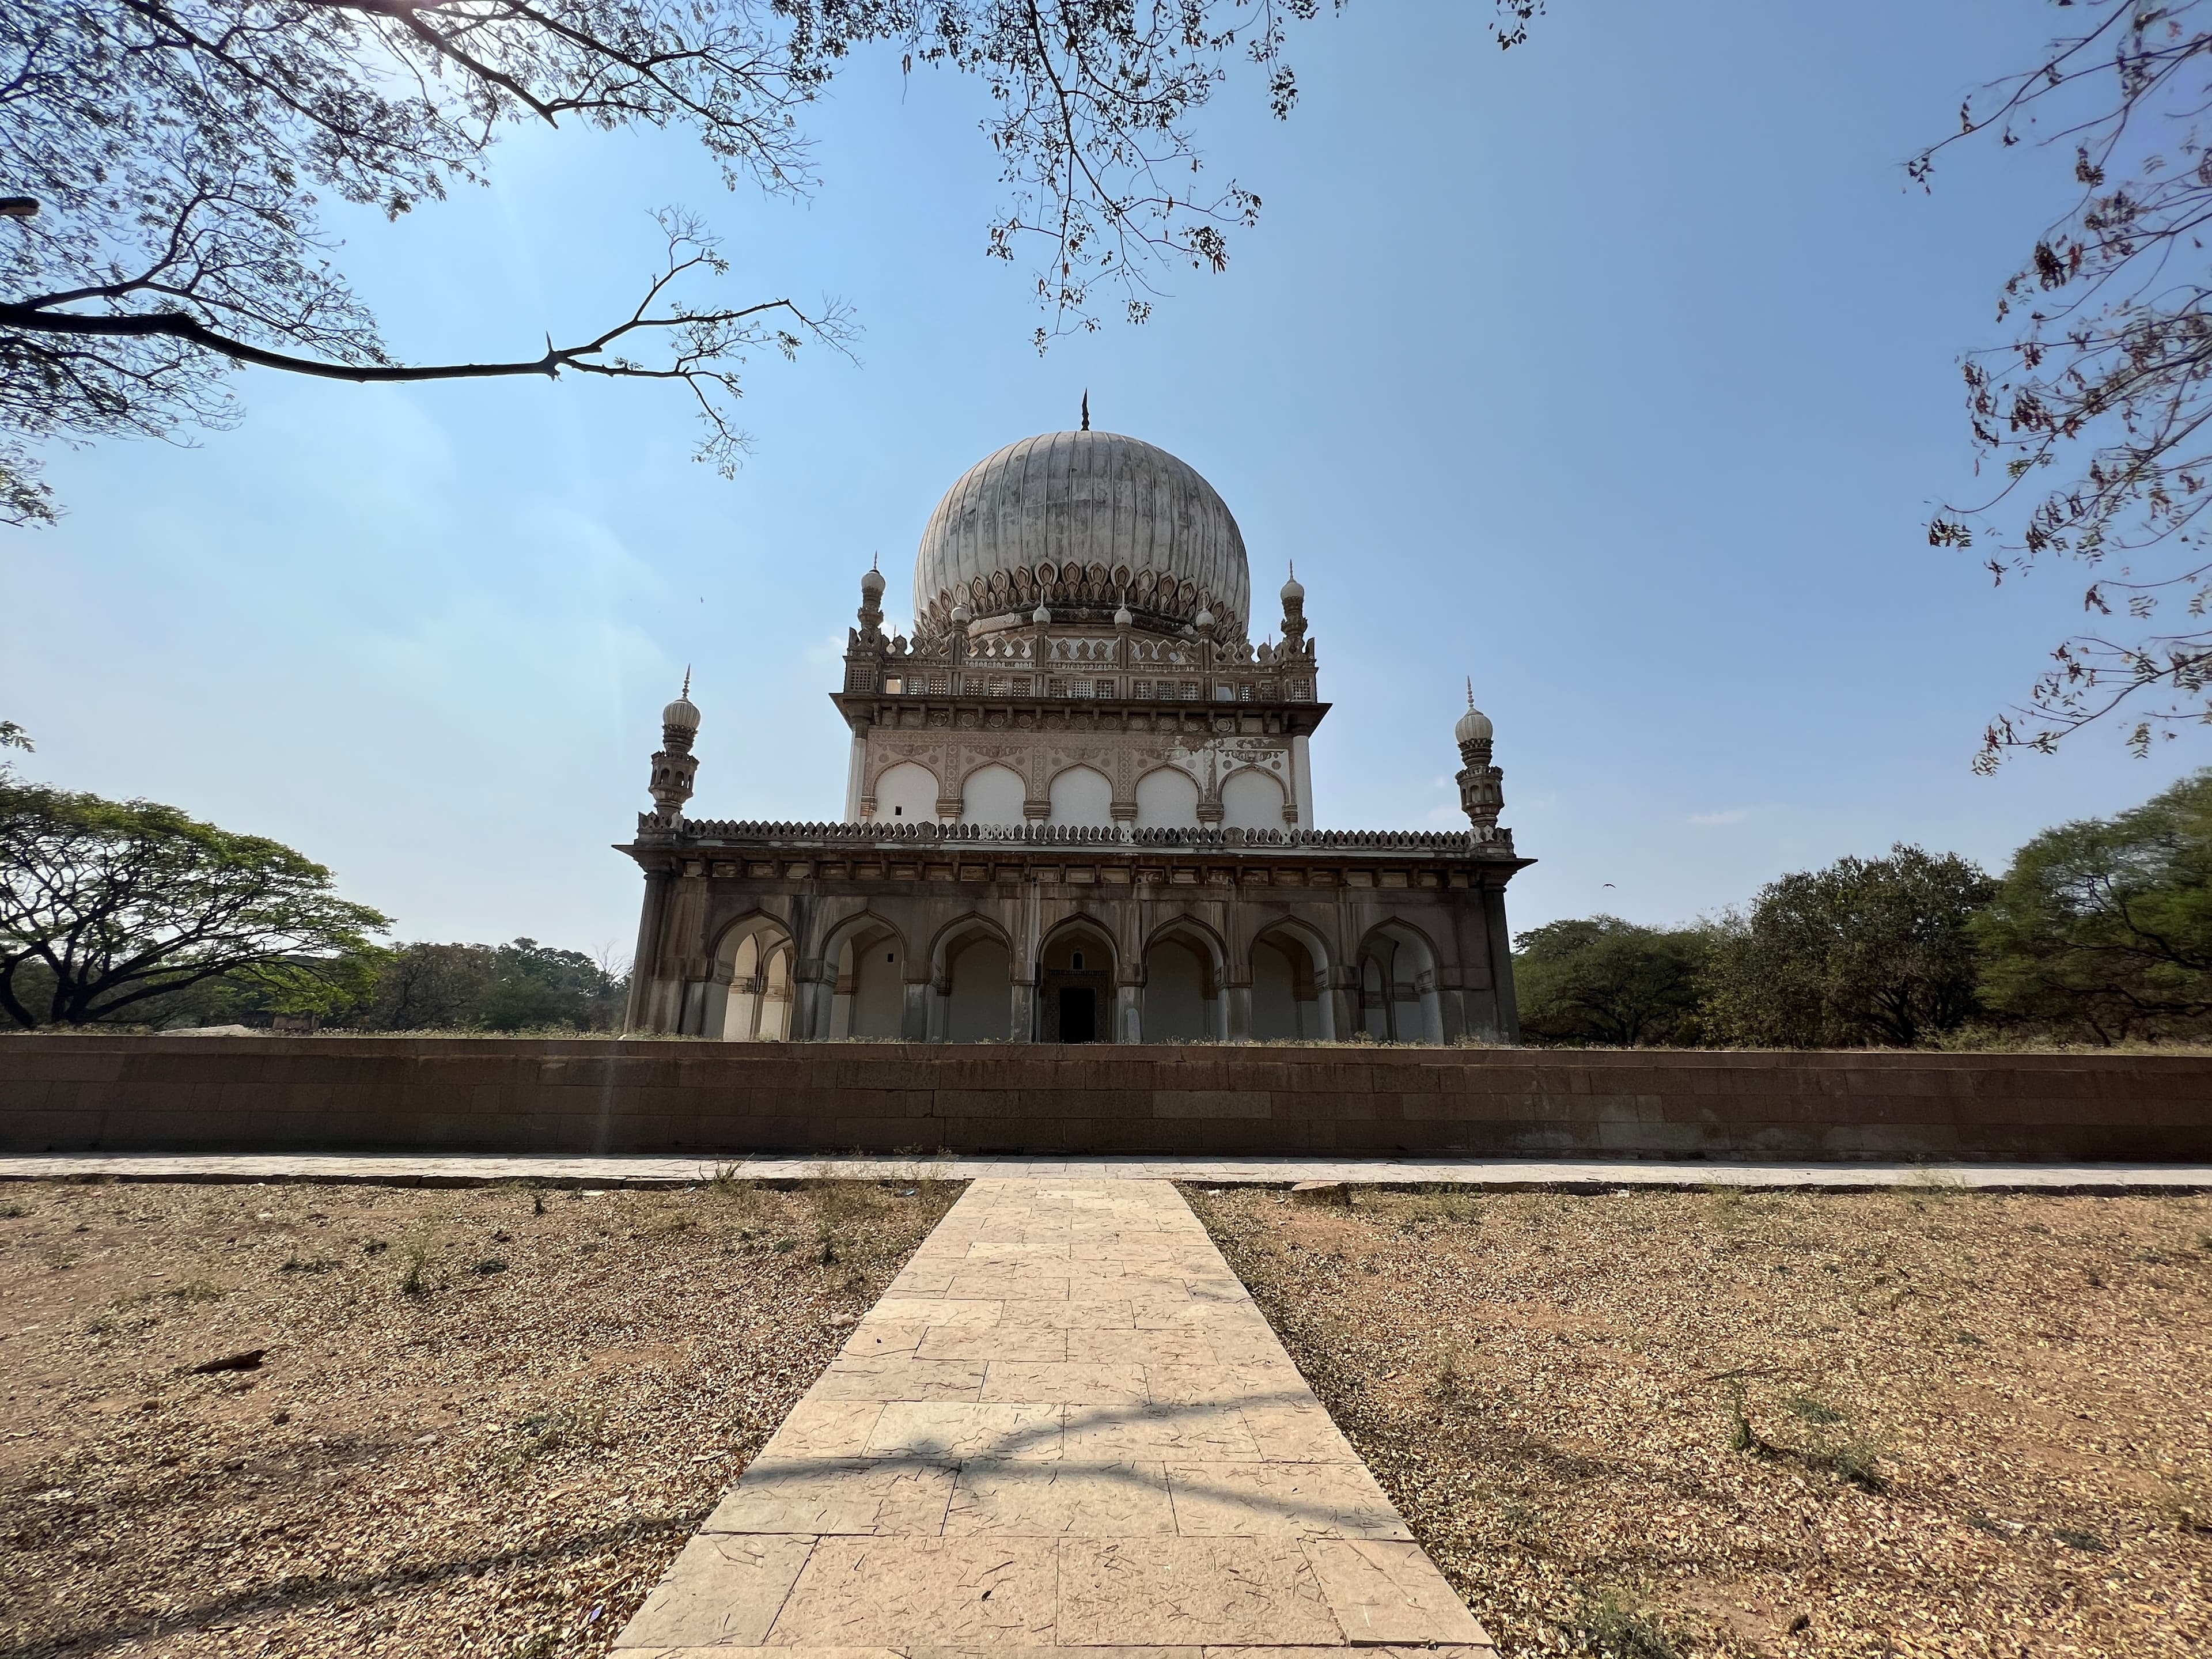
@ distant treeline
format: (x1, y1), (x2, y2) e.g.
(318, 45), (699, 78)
(1515, 771), (2212, 1049)
(173, 938), (631, 1033)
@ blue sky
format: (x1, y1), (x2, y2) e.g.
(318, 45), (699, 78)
(6, 1), (2196, 959)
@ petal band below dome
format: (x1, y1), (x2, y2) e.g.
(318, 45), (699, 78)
(914, 430), (1251, 639)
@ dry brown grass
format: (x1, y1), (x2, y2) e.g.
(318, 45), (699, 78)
(1185, 1181), (2212, 1659)
(0, 1175), (961, 1658)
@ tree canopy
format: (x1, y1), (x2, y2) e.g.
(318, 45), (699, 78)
(1700, 846), (1997, 1049)
(359, 937), (628, 1031)
(1975, 768), (2212, 1041)
(0, 1), (1542, 524)
(0, 779), (390, 1027)
(1512, 914), (1709, 1047)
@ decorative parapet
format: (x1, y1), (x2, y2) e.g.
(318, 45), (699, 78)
(841, 625), (1318, 704)
(635, 815), (1516, 857)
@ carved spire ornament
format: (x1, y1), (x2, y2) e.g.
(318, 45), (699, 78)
(1454, 681), (1503, 832)
(649, 676), (702, 820)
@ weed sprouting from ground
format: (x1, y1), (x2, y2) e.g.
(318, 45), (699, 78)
(1787, 1395), (1844, 1425)
(501, 1403), (609, 1469)
(398, 1238), (435, 1297)
(1427, 1342), (1474, 1405)
(1829, 1435), (1889, 1493)
(1575, 1589), (1677, 1659)
(1725, 1380), (1763, 1455)
(166, 1278), (224, 1304)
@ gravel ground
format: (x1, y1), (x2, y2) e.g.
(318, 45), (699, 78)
(1184, 1181), (2212, 1659)
(0, 1172), (963, 1659)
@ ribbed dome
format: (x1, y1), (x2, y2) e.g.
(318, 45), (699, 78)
(913, 431), (1251, 639)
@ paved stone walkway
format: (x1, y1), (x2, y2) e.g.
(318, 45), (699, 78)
(612, 1177), (1494, 1657)
(3, 1153), (2205, 1191)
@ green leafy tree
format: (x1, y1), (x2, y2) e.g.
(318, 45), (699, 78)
(1974, 770), (2212, 1042)
(1513, 915), (1711, 1047)
(0, 780), (389, 1027)
(359, 938), (628, 1031)
(1703, 846), (1997, 1048)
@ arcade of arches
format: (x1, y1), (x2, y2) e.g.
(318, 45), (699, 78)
(674, 889), (1482, 1046)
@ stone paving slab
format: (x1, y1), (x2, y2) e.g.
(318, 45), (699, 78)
(2, 1153), (2206, 1191)
(611, 1178), (1498, 1657)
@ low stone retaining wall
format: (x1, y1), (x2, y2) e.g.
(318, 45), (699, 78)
(2, 1036), (2207, 1160)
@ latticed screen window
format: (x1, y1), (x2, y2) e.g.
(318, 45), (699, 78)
(1095, 679), (1115, 698)
(1287, 679), (1313, 700)
(1012, 677), (1032, 696)
(1047, 677), (1069, 698)
(1237, 683), (1255, 701)
(1180, 681), (1200, 700)
(929, 674), (950, 695)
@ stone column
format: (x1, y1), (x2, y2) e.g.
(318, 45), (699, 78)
(1010, 979), (1036, 1043)
(1115, 982), (1143, 1044)
(1225, 983), (1252, 1043)
(903, 980), (933, 1043)
(623, 868), (670, 1032)
(794, 967), (834, 1041)
(1327, 965), (1361, 1046)
(1481, 884), (1521, 1044)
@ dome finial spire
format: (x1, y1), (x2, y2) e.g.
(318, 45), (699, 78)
(1080, 389), (1090, 432)
(1466, 676), (1473, 711)
(683, 665), (692, 699)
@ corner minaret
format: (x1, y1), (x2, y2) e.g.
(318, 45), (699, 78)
(1455, 680), (1503, 832)
(649, 671), (702, 820)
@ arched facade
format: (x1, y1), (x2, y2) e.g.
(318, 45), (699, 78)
(1358, 919), (1443, 1046)
(710, 913), (797, 1041)
(874, 762), (940, 824)
(932, 913), (1017, 1042)
(1143, 916), (1226, 1042)
(1135, 766), (1202, 828)
(1048, 765), (1115, 826)
(1248, 919), (1332, 1041)
(1037, 915), (1118, 1042)
(961, 764), (1027, 827)
(1221, 767), (1286, 831)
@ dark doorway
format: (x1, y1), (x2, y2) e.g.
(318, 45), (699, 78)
(1058, 987), (1098, 1043)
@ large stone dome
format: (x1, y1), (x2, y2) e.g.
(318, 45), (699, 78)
(912, 430), (1251, 641)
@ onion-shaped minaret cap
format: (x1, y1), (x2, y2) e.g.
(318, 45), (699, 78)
(950, 601), (972, 627)
(662, 668), (701, 732)
(860, 565), (885, 597)
(1195, 607), (1215, 632)
(1113, 601), (1134, 627)
(1455, 680), (1492, 747)
(1032, 601), (1052, 624)
(1281, 571), (1304, 604)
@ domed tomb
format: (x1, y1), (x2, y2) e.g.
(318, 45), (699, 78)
(913, 430), (1251, 642)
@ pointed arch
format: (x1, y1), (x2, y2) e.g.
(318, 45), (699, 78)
(1250, 915), (1335, 1041)
(710, 911), (797, 1041)
(819, 908), (911, 1039)
(1143, 912), (1228, 1042)
(1037, 913), (1117, 1043)
(930, 912), (1017, 1043)
(1357, 917), (1442, 1044)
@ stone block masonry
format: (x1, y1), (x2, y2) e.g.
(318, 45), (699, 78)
(2, 1036), (2208, 1161)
